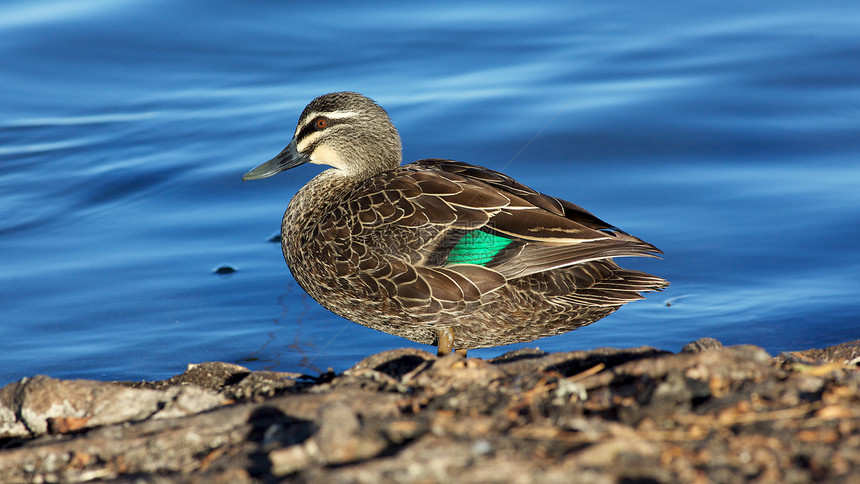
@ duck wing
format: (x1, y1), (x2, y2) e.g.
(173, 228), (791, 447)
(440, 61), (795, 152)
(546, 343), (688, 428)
(409, 160), (662, 278)
(335, 159), (663, 309)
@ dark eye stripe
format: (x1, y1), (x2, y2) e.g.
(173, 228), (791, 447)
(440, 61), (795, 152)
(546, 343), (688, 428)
(296, 116), (341, 145)
(296, 119), (319, 143)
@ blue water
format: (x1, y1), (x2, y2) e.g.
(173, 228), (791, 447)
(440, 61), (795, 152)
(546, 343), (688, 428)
(2, 1), (859, 384)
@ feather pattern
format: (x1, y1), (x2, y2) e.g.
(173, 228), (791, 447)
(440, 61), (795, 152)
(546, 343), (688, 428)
(244, 92), (668, 354)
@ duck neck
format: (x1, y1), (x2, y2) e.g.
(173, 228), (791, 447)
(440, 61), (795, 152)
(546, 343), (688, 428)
(281, 168), (359, 289)
(285, 169), (355, 226)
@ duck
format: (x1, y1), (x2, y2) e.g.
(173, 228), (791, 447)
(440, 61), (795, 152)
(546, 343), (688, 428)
(244, 92), (668, 356)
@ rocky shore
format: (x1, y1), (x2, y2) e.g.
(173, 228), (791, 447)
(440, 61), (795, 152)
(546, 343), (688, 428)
(1, 338), (858, 483)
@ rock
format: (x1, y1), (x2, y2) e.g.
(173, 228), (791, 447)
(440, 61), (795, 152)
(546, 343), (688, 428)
(0, 375), (224, 438)
(1, 338), (859, 483)
(681, 337), (724, 353)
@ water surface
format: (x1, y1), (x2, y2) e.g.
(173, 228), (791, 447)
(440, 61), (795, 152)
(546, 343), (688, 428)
(2, 0), (859, 384)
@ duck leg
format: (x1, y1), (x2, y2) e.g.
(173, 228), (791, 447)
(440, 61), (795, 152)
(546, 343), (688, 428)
(435, 327), (455, 356)
(435, 328), (469, 357)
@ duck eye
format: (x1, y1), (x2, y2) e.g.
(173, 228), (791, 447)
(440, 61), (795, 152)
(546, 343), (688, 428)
(315, 118), (329, 129)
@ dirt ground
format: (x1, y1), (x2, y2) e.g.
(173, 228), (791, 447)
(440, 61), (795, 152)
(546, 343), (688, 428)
(1, 337), (858, 483)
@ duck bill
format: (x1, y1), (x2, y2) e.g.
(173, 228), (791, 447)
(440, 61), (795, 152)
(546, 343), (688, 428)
(242, 139), (310, 181)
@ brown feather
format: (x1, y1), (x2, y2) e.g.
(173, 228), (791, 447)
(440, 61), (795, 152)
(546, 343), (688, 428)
(256, 92), (669, 352)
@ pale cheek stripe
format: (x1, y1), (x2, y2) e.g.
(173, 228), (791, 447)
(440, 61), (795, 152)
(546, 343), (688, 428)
(296, 131), (323, 152)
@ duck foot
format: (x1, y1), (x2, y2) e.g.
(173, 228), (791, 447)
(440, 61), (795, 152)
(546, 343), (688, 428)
(435, 328), (454, 356)
(435, 328), (469, 357)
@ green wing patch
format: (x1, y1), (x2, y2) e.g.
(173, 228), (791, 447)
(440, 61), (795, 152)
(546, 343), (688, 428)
(444, 230), (512, 266)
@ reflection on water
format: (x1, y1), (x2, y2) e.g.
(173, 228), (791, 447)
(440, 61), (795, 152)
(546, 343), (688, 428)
(1, 0), (859, 384)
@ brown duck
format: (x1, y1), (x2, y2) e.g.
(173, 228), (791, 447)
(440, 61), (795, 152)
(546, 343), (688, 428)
(244, 92), (668, 356)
